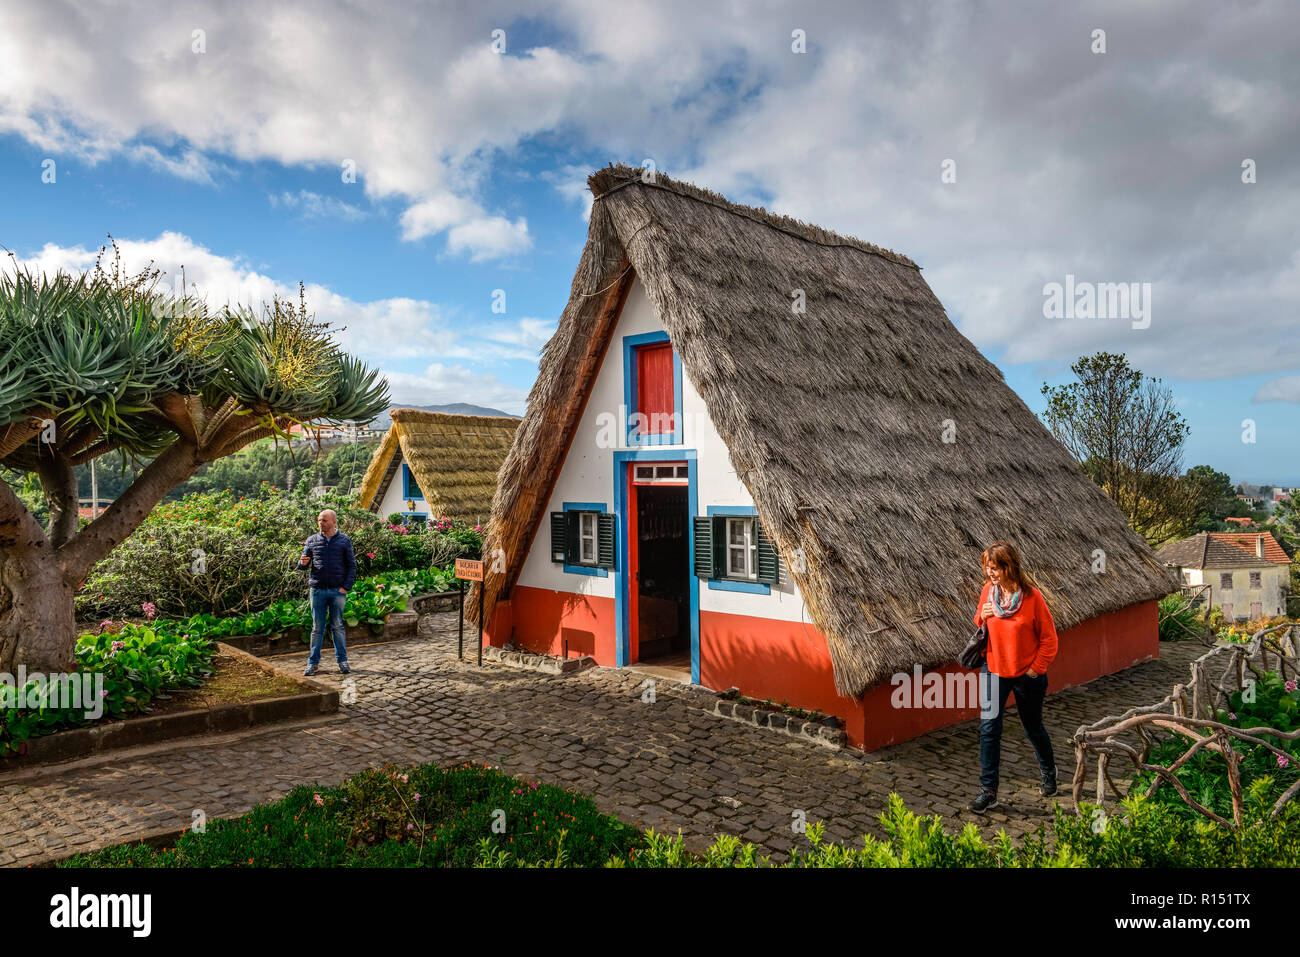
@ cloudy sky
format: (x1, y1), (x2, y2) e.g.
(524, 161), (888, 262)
(1, 1), (1296, 483)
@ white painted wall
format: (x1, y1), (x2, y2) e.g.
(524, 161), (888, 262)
(514, 277), (809, 621)
(375, 453), (427, 520)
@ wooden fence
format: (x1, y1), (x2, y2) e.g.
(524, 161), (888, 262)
(1072, 622), (1300, 827)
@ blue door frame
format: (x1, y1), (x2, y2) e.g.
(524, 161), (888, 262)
(613, 448), (699, 683)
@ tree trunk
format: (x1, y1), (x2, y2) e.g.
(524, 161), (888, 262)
(0, 547), (76, 674)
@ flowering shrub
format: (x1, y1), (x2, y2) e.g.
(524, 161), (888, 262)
(76, 485), (482, 620)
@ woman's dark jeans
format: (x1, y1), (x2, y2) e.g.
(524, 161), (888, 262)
(978, 664), (1055, 794)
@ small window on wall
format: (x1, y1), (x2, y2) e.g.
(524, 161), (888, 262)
(692, 512), (780, 589)
(550, 506), (615, 576)
(726, 517), (756, 580)
(1220, 572), (1234, 590)
(402, 464), (424, 501)
(1249, 571), (1262, 588)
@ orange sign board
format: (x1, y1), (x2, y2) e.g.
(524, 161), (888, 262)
(455, 558), (484, 582)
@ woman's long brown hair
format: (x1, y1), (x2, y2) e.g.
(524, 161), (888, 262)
(980, 541), (1037, 595)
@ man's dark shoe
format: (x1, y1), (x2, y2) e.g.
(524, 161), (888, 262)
(339, 662), (351, 675)
(1041, 766), (1059, 797)
(304, 664), (319, 676)
(967, 790), (999, 813)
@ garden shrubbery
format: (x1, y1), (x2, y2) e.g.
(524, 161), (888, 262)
(1130, 667), (1300, 824)
(58, 762), (1300, 868)
(76, 484), (481, 620)
(0, 627), (215, 755)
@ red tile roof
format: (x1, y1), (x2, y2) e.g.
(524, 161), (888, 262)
(1208, 531), (1292, 565)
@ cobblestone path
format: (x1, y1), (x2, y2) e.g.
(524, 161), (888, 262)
(0, 614), (1205, 866)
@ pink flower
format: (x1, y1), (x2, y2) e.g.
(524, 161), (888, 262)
(141, 601), (156, 620)
(414, 793), (420, 802)
(313, 793), (324, 806)
(99, 619), (113, 630)
(366, 552), (375, 560)
(110, 640), (125, 653)
(407, 823), (414, 831)
(1229, 712), (1237, 720)
(1279, 754), (1291, 769)
(1287, 680), (1298, 693)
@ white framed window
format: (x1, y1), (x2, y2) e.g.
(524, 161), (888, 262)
(579, 512), (598, 564)
(726, 517), (757, 580)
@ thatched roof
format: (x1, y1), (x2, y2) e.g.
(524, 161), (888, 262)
(472, 163), (1177, 697)
(357, 409), (519, 524)
(1156, 533), (1277, 570)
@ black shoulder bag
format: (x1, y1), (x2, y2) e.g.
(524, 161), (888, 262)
(959, 620), (988, 670)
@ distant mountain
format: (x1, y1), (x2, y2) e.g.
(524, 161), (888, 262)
(368, 403), (519, 430)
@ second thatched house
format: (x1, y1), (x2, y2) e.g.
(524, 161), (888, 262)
(469, 164), (1177, 751)
(357, 409), (519, 526)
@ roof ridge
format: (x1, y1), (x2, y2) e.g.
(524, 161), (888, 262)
(588, 163), (920, 271)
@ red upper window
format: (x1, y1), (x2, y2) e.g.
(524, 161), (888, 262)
(636, 341), (675, 434)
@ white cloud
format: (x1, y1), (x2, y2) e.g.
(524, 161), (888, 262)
(383, 363), (528, 414)
(1, 0), (1297, 381)
(1254, 376), (1300, 403)
(269, 189), (367, 221)
(5, 232), (556, 373)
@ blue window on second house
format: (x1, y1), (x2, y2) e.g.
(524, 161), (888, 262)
(402, 463), (424, 500)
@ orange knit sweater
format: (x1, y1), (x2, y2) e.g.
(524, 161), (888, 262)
(973, 582), (1058, 678)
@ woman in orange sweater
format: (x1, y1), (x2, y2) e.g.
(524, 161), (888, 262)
(967, 541), (1059, 814)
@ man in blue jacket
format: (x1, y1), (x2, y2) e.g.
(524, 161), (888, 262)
(297, 508), (357, 675)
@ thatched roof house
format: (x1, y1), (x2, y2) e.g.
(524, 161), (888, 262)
(357, 409), (519, 525)
(469, 164), (1175, 749)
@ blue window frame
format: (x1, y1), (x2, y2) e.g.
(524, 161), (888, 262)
(402, 463), (424, 500)
(704, 506), (770, 594)
(400, 511), (428, 525)
(623, 331), (684, 446)
(562, 501), (609, 577)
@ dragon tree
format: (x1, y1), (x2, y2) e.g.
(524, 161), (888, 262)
(0, 248), (389, 673)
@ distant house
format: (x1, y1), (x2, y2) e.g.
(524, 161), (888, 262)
(1156, 532), (1291, 621)
(468, 163), (1178, 752)
(1225, 516), (1258, 528)
(356, 410), (519, 526)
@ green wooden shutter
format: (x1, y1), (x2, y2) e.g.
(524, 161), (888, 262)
(692, 516), (715, 578)
(597, 513), (616, 568)
(550, 512), (567, 563)
(564, 510), (580, 565)
(756, 518), (780, 584)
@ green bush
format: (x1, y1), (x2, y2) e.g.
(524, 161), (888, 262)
(58, 767), (1300, 868)
(88, 566), (458, 645)
(61, 763), (643, 868)
(1157, 593), (1207, 642)
(76, 485), (481, 619)
(0, 626), (214, 755)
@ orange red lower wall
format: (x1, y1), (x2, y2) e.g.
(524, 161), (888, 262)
(487, 587), (1160, 752)
(487, 585), (618, 664)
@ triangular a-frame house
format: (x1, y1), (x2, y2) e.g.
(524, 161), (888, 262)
(471, 165), (1176, 750)
(357, 409), (519, 526)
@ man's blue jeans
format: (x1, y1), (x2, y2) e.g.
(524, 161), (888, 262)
(308, 587), (348, 667)
(978, 663), (1054, 794)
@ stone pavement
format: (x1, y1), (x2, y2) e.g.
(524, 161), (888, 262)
(0, 614), (1206, 866)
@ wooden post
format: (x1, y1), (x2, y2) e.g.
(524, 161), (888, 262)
(458, 578), (464, 662)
